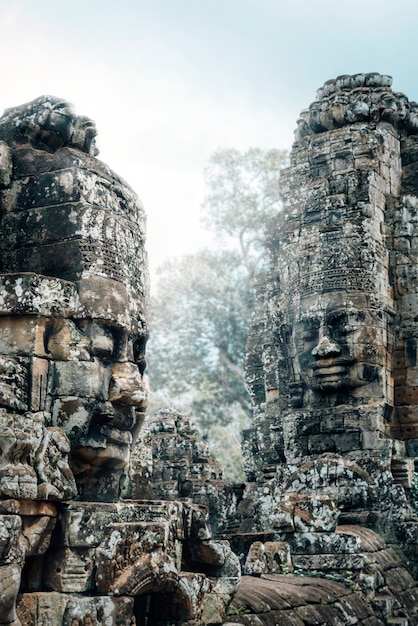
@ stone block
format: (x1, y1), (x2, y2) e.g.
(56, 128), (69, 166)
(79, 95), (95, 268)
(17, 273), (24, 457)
(269, 496), (295, 532)
(0, 316), (48, 357)
(50, 360), (104, 398)
(400, 293), (418, 317)
(334, 431), (361, 452)
(384, 566), (416, 591)
(57, 501), (183, 548)
(0, 205), (81, 249)
(332, 149), (354, 172)
(406, 367), (418, 386)
(30, 357), (49, 411)
(0, 514), (23, 564)
(400, 422), (418, 439)
(44, 547), (94, 592)
(76, 275), (134, 327)
(153, 480), (181, 500)
(394, 385), (418, 405)
(0, 500), (57, 516)
(288, 531), (360, 555)
(0, 140), (12, 187)
(397, 587), (418, 615)
(244, 540), (292, 575)
(95, 520), (177, 594)
(201, 591), (230, 624)
(292, 553), (364, 572)
(0, 356), (30, 411)
(270, 494), (339, 533)
(293, 495), (339, 532)
(0, 273), (78, 316)
(17, 593), (134, 625)
(361, 431), (389, 451)
(320, 412), (345, 433)
(405, 439), (418, 456)
(307, 434), (335, 453)
(373, 547), (404, 571)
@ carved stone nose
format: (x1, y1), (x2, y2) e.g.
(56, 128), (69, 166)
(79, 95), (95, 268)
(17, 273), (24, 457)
(312, 336), (341, 357)
(108, 362), (148, 408)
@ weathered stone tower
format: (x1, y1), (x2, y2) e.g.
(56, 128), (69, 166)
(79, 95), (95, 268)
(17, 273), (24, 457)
(2, 76), (418, 626)
(0, 97), (238, 626)
(229, 73), (418, 624)
(244, 72), (418, 518)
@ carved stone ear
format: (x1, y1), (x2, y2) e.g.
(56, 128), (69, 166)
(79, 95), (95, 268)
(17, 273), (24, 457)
(288, 381), (305, 408)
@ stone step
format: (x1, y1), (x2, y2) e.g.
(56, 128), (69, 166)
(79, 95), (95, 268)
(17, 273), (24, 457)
(292, 553), (364, 572)
(386, 618), (409, 626)
(371, 595), (393, 618)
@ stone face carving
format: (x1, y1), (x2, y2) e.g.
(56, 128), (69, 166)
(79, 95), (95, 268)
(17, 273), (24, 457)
(244, 73), (415, 483)
(0, 410), (76, 501)
(2, 78), (418, 624)
(0, 96), (240, 626)
(0, 95), (148, 625)
(235, 73), (418, 624)
(0, 96), (149, 502)
(0, 96), (98, 156)
(148, 409), (228, 530)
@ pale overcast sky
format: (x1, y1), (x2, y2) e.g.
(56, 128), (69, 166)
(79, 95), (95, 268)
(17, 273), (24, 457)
(1, 0), (417, 285)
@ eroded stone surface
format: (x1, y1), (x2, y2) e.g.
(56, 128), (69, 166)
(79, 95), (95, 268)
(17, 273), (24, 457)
(0, 97), (238, 626)
(232, 73), (418, 625)
(3, 76), (418, 625)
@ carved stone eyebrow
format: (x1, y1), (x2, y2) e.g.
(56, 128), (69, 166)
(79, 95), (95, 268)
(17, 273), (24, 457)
(300, 314), (321, 327)
(326, 310), (347, 325)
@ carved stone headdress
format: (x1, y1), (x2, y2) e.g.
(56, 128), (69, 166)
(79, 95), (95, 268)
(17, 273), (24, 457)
(0, 96), (148, 332)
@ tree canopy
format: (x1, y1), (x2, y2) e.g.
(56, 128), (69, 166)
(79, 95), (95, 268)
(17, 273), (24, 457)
(203, 147), (287, 280)
(147, 147), (288, 480)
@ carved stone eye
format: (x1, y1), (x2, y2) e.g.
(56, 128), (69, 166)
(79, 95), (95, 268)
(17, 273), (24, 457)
(302, 327), (318, 341)
(327, 312), (349, 337)
(90, 325), (114, 361)
(301, 319), (320, 341)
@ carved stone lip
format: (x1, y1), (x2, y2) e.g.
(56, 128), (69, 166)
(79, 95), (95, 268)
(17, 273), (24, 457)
(311, 359), (353, 373)
(313, 364), (349, 376)
(99, 425), (132, 445)
(310, 360), (353, 389)
(72, 427), (131, 468)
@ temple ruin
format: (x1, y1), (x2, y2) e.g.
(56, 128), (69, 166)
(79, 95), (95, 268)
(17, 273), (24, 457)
(1, 73), (418, 625)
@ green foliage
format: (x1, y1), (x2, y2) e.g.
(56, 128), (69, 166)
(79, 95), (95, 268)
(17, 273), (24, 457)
(293, 568), (356, 590)
(227, 604), (251, 616)
(147, 148), (287, 481)
(148, 249), (251, 416)
(203, 147), (288, 281)
(293, 567), (305, 577)
(148, 250), (252, 481)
